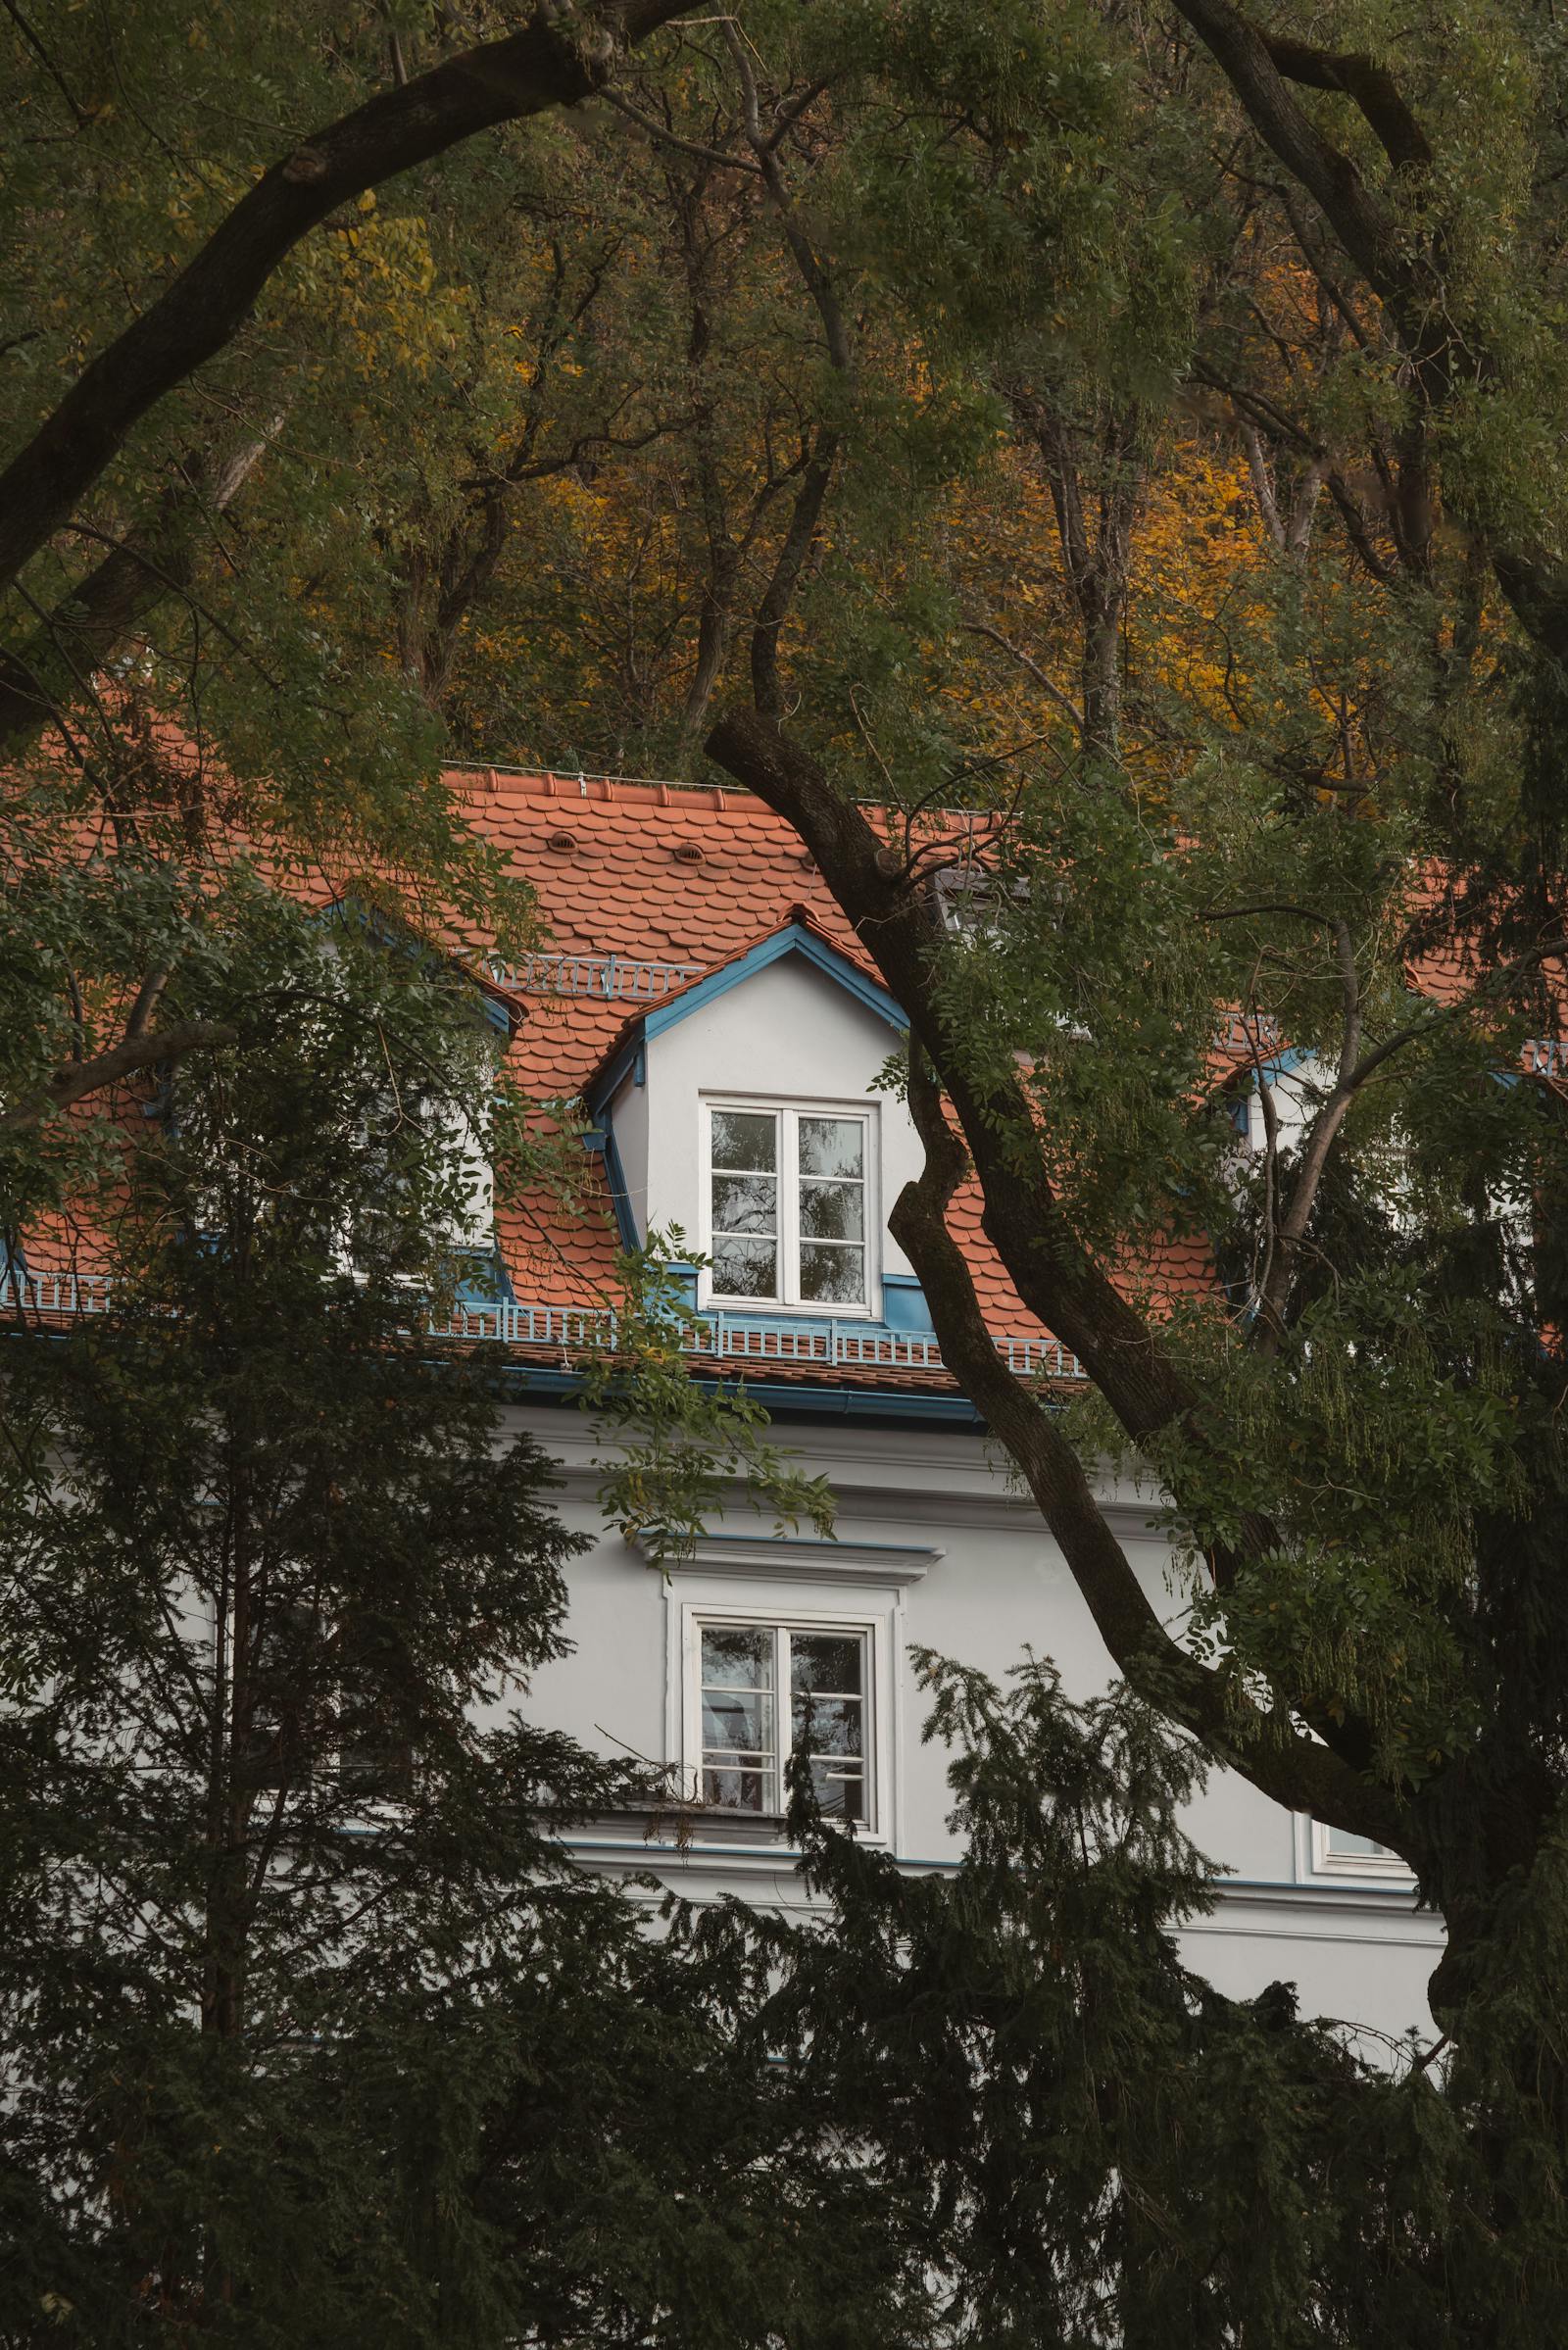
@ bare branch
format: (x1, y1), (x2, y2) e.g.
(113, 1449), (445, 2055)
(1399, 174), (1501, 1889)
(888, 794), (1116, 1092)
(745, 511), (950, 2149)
(599, 86), (760, 172)
(720, 25), (847, 715)
(962, 620), (1086, 734)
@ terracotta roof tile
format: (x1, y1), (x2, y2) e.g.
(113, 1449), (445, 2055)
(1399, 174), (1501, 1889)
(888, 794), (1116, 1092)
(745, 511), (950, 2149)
(451, 769), (1211, 1395)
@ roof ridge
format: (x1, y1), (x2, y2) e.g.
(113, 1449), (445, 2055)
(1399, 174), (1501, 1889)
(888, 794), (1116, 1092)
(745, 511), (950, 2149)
(449, 763), (1000, 830)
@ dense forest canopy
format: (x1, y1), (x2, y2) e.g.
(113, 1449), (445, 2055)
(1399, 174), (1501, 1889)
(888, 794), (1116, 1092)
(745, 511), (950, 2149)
(6, 0), (1568, 2337)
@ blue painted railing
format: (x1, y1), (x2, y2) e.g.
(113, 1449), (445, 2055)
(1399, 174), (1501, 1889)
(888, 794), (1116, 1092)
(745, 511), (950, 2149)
(0, 1270), (1084, 1383)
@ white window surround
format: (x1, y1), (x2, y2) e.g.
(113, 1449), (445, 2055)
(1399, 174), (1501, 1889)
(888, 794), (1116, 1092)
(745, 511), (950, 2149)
(667, 1589), (906, 1842)
(700, 1096), (878, 1319)
(671, 1596), (898, 1844)
(1302, 1817), (1415, 1885)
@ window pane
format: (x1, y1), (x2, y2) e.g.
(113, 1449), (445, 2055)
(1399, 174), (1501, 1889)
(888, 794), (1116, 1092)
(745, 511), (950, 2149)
(702, 1627), (771, 1687)
(790, 1634), (862, 1695)
(799, 1179), (863, 1242)
(711, 1110), (777, 1172)
(791, 1693), (863, 1758)
(799, 1243), (864, 1304)
(337, 1735), (416, 1802)
(702, 1689), (773, 1751)
(809, 1762), (864, 1822)
(798, 1116), (863, 1179)
(711, 1237), (778, 1297)
(711, 1171), (777, 1236)
(1325, 1827), (1397, 1860)
(703, 1765), (769, 1811)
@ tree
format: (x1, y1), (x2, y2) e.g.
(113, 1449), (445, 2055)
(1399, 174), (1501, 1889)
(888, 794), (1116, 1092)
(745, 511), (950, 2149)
(678, 0), (1568, 2322)
(0, 907), (899, 2346)
(0, 0), (706, 617)
(722, 1649), (1551, 2347)
(15, 0), (1568, 2326)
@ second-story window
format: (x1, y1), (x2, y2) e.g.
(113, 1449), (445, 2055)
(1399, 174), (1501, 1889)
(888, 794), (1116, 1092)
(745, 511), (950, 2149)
(696, 1618), (870, 1822)
(706, 1102), (870, 1310)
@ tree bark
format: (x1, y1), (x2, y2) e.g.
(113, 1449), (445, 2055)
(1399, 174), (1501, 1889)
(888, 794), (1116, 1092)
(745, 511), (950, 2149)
(0, 426), (280, 759)
(0, 1020), (237, 1136)
(704, 704), (1400, 1849)
(0, 0), (698, 599)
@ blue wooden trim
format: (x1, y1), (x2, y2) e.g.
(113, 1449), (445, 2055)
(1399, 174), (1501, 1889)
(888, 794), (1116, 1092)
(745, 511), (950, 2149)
(598, 1113), (641, 1250)
(586, 927), (899, 1119)
(457, 1246), (514, 1307)
(664, 1260), (701, 1310)
(497, 1362), (985, 1426)
(881, 1272), (935, 1335)
(642, 923), (906, 1042)
(588, 1034), (646, 1115)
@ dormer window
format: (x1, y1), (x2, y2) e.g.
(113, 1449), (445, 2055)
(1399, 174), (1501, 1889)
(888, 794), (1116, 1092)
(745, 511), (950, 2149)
(704, 1101), (872, 1312)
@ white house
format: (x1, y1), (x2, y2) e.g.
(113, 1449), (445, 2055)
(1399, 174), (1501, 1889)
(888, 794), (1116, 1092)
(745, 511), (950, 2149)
(448, 763), (1444, 2047)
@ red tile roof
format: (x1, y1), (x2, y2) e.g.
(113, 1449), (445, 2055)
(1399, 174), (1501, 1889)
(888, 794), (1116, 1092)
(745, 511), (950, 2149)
(454, 768), (1210, 1394)
(16, 759), (1559, 1404)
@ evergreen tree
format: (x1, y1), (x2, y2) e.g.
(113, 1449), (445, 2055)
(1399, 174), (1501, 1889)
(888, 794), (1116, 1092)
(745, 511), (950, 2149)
(732, 1648), (1566, 2347)
(0, 909), (905, 2347)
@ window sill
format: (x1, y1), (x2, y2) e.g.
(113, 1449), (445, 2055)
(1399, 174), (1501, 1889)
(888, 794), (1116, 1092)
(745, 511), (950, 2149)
(700, 1298), (878, 1323)
(569, 1802), (879, 1851)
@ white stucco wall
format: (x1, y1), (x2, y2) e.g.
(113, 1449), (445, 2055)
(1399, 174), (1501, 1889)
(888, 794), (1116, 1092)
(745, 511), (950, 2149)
(605, 953), (920, 1285)
(556, 955), (1443, 2048)
(508, 1402), (1443, 2050)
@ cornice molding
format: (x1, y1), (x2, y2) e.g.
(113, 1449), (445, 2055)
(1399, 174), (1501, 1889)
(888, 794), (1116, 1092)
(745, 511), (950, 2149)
(634, 1530), (944, 1586)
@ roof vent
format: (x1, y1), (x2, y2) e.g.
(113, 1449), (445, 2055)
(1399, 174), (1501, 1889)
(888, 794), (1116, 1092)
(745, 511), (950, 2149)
(671, 840), (705, 864)
(546, 827), (579, 853)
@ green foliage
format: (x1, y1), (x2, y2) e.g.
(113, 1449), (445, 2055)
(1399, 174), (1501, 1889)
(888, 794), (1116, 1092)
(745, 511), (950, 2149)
(0, 934), (898, 2346)
(14, 0), (1568, 2327)
(719, 1648), (1568, 2345)
(586, 1229), (834, 1567)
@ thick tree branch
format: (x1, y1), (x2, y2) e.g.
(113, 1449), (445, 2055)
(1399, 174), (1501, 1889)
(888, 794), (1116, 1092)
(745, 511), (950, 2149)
(705, 709), (1216, 1445)
(0, 0), (698, 597)
(0, 1020), (236, 1138)
(1258, 34), (1433, 174)
(1174, 1), (1413, 315)
(0, 424), (282, 760)
(890, 1038), (1399, 1846)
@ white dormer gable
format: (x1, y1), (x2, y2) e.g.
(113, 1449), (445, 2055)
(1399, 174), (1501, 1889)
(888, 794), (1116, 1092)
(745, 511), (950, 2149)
(589, 920), (923, 1315)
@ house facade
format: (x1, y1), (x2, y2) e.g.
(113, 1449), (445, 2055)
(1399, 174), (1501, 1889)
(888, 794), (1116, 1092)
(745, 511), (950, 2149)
(452, 765), (1444, 2048)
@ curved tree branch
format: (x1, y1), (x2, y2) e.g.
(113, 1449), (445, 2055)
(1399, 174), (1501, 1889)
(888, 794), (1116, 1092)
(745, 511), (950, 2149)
(0, 423), (283, 760)
(890, 1036), (1399, 1845)
(0, 1020), (236, 1138)
(0, 0), (698, 598)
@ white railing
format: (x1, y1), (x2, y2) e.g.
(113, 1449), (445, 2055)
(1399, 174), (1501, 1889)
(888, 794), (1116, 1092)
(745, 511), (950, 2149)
(494, 951), (707, 1001)
(0, 1271), (1083, 1384)
(1217, 1013), (1283, 1056)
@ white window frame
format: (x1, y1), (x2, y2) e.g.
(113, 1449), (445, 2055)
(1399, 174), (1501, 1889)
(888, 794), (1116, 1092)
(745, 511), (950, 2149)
(1306, 1818), (1415, 1883)
(679, 1603), (885, 1837)
(699, 1097), (878, 1318)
